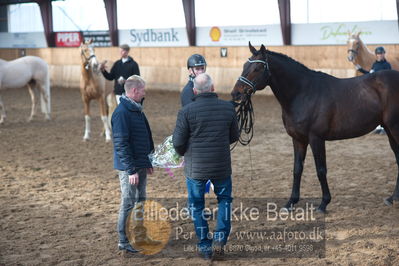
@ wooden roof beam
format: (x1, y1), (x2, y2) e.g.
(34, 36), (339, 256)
(182, 0), (196, 46)
(278, 0), (291, 45)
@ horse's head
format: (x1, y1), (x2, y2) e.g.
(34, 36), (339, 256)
(80, 39), (99, 72)
(231, 42), (270, 103)
(347, 32), (361, 62)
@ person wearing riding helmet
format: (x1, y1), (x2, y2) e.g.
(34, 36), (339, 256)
(180, 54), (207, 107)
(355, 46), (392, 134)
(355, 46), (392, 74)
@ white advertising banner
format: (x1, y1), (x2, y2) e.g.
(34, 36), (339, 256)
(197, 25), (283, 46)
(292, 20), (399, 45)
(0, 32), (47, 48)
(119, 28), (188, 47)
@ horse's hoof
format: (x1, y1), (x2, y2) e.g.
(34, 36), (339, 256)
(384, 197), (393, 206)
(83, 138), (90, 142)
(105, 138), (111, 143)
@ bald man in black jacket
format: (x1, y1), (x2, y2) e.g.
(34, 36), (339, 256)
(173, 73), (239, 260)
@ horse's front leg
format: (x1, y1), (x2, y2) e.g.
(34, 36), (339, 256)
(284, 138), (308, 210)
(27, 84), (36, 122)
(0, 94), (6, 124)
(99, 96), (111, 142)
(106, 92), (117, 129)
(309, 136), (331, 213)
(383, 128), (399, 206)
(37, 82), (51, 120)
(83, 97), (91, 141)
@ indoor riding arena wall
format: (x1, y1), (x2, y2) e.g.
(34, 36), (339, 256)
(2, 45), (399, 265)
(1, 44), (398, 94)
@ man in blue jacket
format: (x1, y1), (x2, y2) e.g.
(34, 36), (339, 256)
(173, 73), (239, 260)
(111, 75), (159, 254)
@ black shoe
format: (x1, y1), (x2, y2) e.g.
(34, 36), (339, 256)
(198, 251), (213, 260)
(118, 243), (140, 253)
(197, 245), (213, 260)
(213, 242), (225, 258)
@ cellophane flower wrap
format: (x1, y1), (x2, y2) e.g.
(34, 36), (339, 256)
(149, 135), (184, 168)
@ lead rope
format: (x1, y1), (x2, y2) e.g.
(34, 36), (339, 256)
(231, 94), (255, 151)
(230, 95), (256, 181)
(248, 142), (254, 181)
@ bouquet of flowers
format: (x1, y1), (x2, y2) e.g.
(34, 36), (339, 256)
(149, 135), (184, 168)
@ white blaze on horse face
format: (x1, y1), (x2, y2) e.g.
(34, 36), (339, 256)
(91, 56), (99, 72)
(87, 45), (99, 72)
(347, 38), (357, 62)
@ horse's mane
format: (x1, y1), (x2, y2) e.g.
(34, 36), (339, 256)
(266, 50), (331, 77)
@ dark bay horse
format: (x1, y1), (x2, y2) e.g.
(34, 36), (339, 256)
(231, 42), (399, 213)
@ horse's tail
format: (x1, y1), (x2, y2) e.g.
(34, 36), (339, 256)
(40, 64), (51, 115)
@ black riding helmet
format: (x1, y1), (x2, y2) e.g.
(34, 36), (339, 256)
(187, 54), (207, 69)
(375, 46), (386, 54)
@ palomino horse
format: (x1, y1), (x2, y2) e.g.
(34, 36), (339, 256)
(79, 39), (115, 142)
(231, 43), (399, 213)
(347, 32), (399, 75)
(0, 56), (51, 123)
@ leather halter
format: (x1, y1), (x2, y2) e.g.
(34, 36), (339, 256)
(347, 49), (358, 55)
(81, 48), (96, 69)
(232, 57), (270, 147)
(237, 58), (270, 94)
(347, 40), (359, 62)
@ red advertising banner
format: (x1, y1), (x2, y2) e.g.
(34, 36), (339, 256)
(55, 32), (82, 47)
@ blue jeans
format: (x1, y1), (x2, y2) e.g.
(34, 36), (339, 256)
(117, 169), (147, 244)
(186, 176), (232, 253)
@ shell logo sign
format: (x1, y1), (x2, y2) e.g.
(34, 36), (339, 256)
(210, 27), (221, 42)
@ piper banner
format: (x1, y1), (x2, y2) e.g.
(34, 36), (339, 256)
(55, 32), (82, 47)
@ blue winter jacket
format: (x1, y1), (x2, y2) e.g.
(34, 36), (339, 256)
(180, 79), (195, 107)
(111, 97), (154, 175)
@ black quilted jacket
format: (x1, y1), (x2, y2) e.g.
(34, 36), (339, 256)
(173, 92), (239, 180)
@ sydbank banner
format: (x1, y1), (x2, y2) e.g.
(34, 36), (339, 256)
(197, 25), (283, 46)
(292, 20), (399, 45)
(119, 28), (188, 47)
